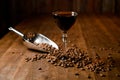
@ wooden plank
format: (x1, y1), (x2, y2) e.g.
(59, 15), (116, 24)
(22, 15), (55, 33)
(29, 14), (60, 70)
(115, 0), (120, 16)
(102, 0), (115, 14)
(0, 38), (26, 80)
(94, 0), (103, 14)
(0, 32), (18, 57)
(79, 0), (88, 13)
(86, 0), (94, 13)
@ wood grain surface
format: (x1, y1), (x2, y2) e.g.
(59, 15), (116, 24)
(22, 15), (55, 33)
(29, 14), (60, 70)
(0, 15), (120, 80)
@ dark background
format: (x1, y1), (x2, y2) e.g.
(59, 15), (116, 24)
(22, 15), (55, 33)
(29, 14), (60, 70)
(0, 0), (120, 38)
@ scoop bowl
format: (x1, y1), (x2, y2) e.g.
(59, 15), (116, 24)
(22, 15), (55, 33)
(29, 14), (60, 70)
(8, 27), (58, 52)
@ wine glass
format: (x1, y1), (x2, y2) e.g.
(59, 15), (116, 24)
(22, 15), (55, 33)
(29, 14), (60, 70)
(52, 11), (78, 52)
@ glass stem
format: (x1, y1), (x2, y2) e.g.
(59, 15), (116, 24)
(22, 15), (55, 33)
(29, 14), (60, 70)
(62, 32), (67, 53)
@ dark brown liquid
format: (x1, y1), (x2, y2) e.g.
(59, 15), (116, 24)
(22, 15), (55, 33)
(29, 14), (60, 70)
(53, 12), (77, 32)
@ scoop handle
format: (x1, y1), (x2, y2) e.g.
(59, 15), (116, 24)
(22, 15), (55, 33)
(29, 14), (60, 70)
(8, 27), (24, 37)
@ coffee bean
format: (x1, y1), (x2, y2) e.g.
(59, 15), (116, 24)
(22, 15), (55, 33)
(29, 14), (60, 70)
(107, 68), (111, 71)
(92, 46), (96, 49)
(87, 75), (91, 79)
(61, 63), (64, 67)
(32, 56), (38, 62)
(80, 68), (85, 71)
(25, 57), (31, 62)
(12, 52), (15, 54)
(118, 50), (120, 53)
(54, 63), (57, 66)
(38, 55), (42, 60)
(109, 47), (113, 50)
(75, 73), (79, 76)
(38, 68), (42, 70)
(95, 53), (100, 59)
(116, 74), (120, 77)
(99, 73), (105, 77)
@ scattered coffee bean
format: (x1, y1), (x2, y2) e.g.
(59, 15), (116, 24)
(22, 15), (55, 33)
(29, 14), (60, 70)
(12, 52), (15, 54)
(106, 67), (111, 71)
(25, 57), (31, 62)
(99, 48), (105, 51)
(32, 56), (38, 62)
(75, 73), (79, 76)
(54, 63), (57, 66)
(38, 68), (42, 70)
(80, 68), (85, 71)
(61, 63), (64, 67)
(87, 75), (91, 79)
(117, 50), (120, 53)
(109, 47), (113, 50)
(95, 53), (100, 59)
(38, 55), (42, 60)
(116, 74), (120, 77)
(99, 73), (105, 77)
(92, 46), (96, 49)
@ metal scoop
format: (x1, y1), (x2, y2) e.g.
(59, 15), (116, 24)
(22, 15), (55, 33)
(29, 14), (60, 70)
(8, 27), (58, 52)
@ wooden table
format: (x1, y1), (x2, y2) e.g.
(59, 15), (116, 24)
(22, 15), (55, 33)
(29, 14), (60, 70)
(0, 15), (120, 80)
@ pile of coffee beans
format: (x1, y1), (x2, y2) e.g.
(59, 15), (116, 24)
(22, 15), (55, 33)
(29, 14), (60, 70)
(46, 45), (92, 68)
(25, 43), (116, 74)
(85, 53), (115, 73)
(35, 43), (55, 52)
(24, 32), (37, 42)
